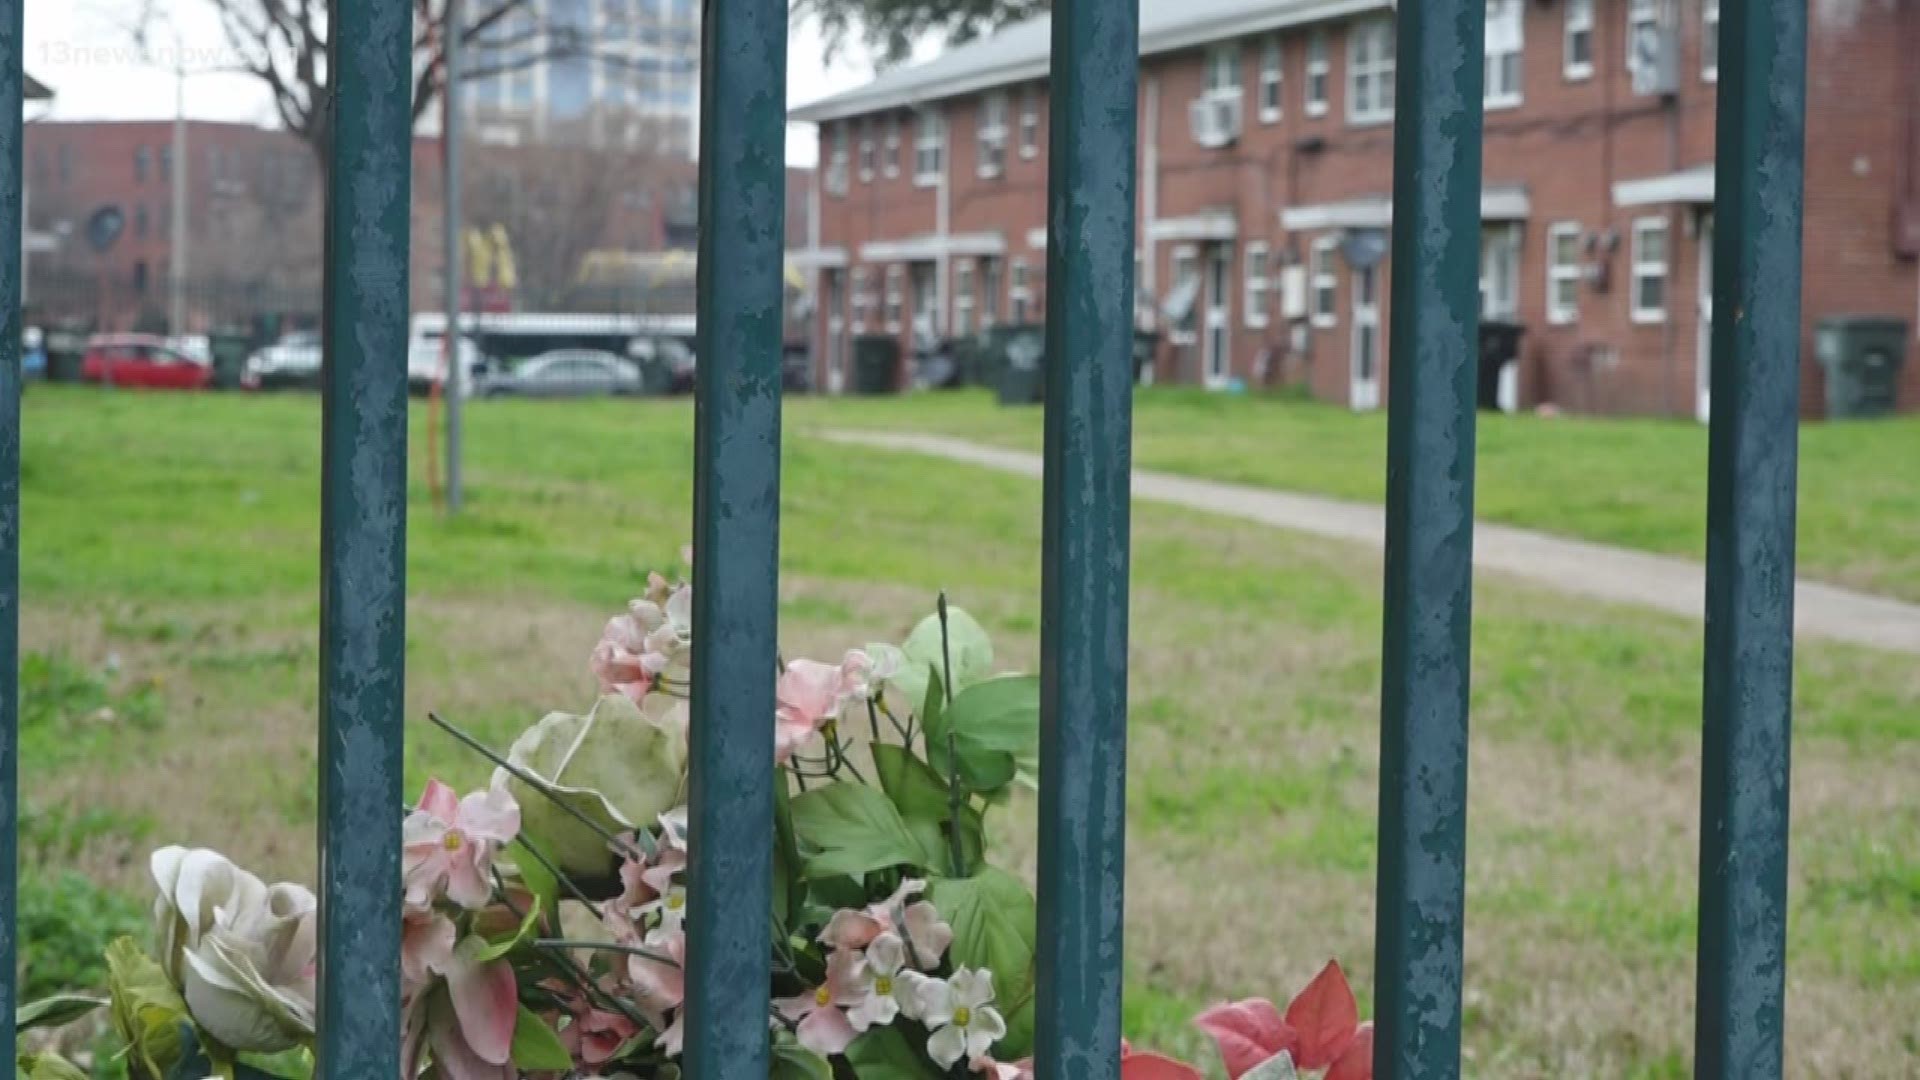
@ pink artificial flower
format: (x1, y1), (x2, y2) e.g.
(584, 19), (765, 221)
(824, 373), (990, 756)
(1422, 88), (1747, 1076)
(401, 909), (457, 999)
(399, 935), (520, 1080)
(819, 878), (953, 970)
(627, 927), (686, 1035)
(775, 948), (868, 1056)
(975, 1043), (1201, 1080)
(592, 588), (694, 704)
(402, 779), (522, 910)
(1195, 961), (1370, 1079)
(775, 659), (851, 762)
(561, 1004), (638, 1067)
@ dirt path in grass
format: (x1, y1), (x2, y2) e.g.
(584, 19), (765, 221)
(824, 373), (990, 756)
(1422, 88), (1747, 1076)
(821, 429), (1920, 656)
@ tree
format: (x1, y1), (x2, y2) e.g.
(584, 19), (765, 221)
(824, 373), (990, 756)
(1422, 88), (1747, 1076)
(793, 0), (1047, 66)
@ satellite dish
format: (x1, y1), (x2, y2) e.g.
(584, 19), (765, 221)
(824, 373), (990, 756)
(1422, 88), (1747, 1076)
(86, 206), (125, 253)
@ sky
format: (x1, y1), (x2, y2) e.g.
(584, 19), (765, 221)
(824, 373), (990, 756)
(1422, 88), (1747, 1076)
(24, 0), (881, 166)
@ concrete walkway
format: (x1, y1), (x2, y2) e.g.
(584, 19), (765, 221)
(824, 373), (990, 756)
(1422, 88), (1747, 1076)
(821, 429), (1920, 656)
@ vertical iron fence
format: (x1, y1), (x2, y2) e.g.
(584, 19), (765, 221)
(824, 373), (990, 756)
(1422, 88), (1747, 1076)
(0, 0), (1806, 1076)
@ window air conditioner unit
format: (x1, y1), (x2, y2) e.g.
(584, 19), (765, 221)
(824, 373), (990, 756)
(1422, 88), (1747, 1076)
(1630, 25), (1679, 96)
(1188, 92), (1243, 149)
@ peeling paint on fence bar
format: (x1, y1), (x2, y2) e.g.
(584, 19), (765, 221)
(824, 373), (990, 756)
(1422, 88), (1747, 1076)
(1034, 0), (1138, 1073)
(1693, 2), (1806, 1076)
(684, 0), (787, 1071)
(1372, 3), (1484, 1077)
(0, 1), (23, 1070)
(315, 0), (412, 1076)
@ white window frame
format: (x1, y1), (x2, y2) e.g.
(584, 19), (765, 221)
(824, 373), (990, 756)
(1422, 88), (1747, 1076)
(883, 113), (901, 178)
(1009, 258), (1033, 324)
(1546, 221), (1583, 326)
(858, 119), (876, 182)
(953, 260), (976, 336)
(1479, 223), (1521, 321)
(1310, 236), (1338, 328)
(826, 123), (849, 196)
(849, 267), (871, 332)
(1243, 242), (1271, 329)
(1564, 0), (1595, 81)
(1627, 0), (1661, 81)
(1347, 18), (1395, 125)
(1305, 30), (1330, 116)
(1204, 43), (1242, 96)
(1019, 85), (1040, 159)
(1701, 0), (1720, 82)
(1169, 246), (1199, 346)
(1258, 37), (1283, 124)
(976, 90), (1009, 179)
(914, 108), (944, 187)
(1630, 216), (1669, 324)
(1484, 0), (1524, 109)
(884, 265), (905, 332)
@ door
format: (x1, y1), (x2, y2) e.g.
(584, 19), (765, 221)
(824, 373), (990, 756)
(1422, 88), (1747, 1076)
(1350, 265), (1381, 410)
(910, 263), (938, 343)
(1696, 214), (1714, 423)
(824, 270), (847, 393)
(1203, 243), (1231, 387)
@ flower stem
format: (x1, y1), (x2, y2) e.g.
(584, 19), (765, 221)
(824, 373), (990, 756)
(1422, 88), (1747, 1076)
(938, 593), (966, 877)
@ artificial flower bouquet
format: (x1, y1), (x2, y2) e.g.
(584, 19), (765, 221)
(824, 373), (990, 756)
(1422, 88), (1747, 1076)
(17, 570), (1373, 1080)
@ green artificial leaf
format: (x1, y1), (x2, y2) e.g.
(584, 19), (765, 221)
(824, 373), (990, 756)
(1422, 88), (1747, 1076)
(789, 783), (927, 878)
(17, 1052), (88, 1080)
(234, 1048), (313, 1080)
(105, 936), (190, 1080)
(509, 1004), (573, 1072)
(843, 1025), (945, 1079)
(872, 743), (983, 876)
(769, 1038), (835, 1080)
(928, 869), (1038, 1060)
(925, 675), (1039, 796)
(14, 994), (106, 1032)
(501, 693), (687, 883)
(475, 896), (543, 962)
(892, 607), (993, 708)
(773, 767), (802, 934)
(506, 840), (560, 917)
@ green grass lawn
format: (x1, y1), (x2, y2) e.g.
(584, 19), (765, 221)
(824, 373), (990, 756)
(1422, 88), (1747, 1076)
(797, 388), (1920, 602)
(17, 386), (1920, 1076)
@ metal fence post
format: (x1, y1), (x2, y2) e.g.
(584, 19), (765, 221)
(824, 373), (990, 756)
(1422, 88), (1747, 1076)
(0, 2), (24, 1068)
(1373, 2), (1484, 1077)
(1693, 2), (1806, 1075)
(1034, 0), (1138, 1074)
(684, 0), (787, 1071)
(316, 0), (412, 1075)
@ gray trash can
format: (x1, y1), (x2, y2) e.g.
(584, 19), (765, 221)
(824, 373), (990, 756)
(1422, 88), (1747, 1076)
(996, 327), (1046, 406)
(1815, 316), (1908, 419)
(852, 335), (902, 395)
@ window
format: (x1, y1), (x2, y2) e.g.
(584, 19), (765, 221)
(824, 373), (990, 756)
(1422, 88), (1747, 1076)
(884, 266), (905, 331)
(1348, 18), (1395, 124)
(1310, 236), (1338, 327)
(1305, 30), (1330, 115)
(1019, 86), (1040, 159)
(1565, 0), (1594, 79)
(1701, 0), (1719, 82)
(1627, 0), (1663, 86)
(826, 124), (849, 196)
(1630, 217), (1669, 323)
(1546, 222), (1583, 325)
(1243, 243), (1271, 329)
(1204, 43), (1242, 96)
(134, 145), (150, 183)
(1258, 38), (1283, 123)
(1485, 0), (1524, 107)
(1168, 248), (1199, 345)
(858, 120), (875, 182)
(1010, 259), (1032, 323)
(977, 91), (1009, 178)
(1479, 224), (1520, 320)
(914, 109), (944, 186)
(160, 146), (172, 181)
(980, 258), (1002, 327)
(850, 268), (871, 331)
(954, 261), (976, 336)
(883, 113), (901, 178)
(135, 205), (149, 238)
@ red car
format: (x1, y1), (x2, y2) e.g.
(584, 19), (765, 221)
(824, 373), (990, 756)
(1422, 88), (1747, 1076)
(80, 333), (212, 390)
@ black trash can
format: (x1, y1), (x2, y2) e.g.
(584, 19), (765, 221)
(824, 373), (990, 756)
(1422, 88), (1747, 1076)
(209, 330), (251, 390)
(852, 335), (902, 395)
(1477, 321), (1525, 411)
(997, 326), (1046, 406)
(1132, 329), (1158, 385)
(1815, 316), (1908, 419)
(45, 328), (86, 384)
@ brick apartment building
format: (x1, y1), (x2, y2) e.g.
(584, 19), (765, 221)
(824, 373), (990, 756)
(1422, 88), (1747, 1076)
(792, 0), (1920, 416)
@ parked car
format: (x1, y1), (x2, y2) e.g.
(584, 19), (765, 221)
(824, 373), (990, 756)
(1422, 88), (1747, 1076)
(242, 331), (322, 390)
(81, 333), (212, 390)
(477, 350), (642, 398)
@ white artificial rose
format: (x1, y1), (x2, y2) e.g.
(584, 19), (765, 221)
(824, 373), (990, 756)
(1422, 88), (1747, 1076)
(150, 847), (318, 1053)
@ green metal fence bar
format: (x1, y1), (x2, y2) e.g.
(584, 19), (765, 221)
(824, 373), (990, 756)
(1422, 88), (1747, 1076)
(315, 0), (412, 1075)
(0, 2), (22, 1070)
(1694, 3), (1806, 1076)
(685, 0), (787, 1070)
(1034, 0), (1138, 1073)
(1373, 2), (1484, 1076)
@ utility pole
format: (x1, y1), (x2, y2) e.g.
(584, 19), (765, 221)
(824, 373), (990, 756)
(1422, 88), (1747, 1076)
(442, 0), (465, 513)
(168, 32), (188, 334)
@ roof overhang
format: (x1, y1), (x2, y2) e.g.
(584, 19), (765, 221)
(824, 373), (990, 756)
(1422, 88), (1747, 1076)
(24, 74), (50, 101)
(859, 232), (1005, 262)
(1612, 165), (1715, 207)
(1280, 185), (1532, 231)
(1149, 210), (1239, 243)
(788, 246), (849, 269)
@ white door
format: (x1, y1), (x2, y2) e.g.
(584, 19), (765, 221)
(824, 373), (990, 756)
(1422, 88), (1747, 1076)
(825, 270), (847, 393)
(1350, 264), (1381, 410)
(1203, 243), (1232, 387)
(1696, 214), (1714, 423)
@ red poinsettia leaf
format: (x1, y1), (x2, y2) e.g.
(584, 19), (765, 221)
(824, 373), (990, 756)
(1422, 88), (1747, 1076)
(1119, 1049), (1205, 1080)
(1324, 1021), (1374, 1080)
(1283, 960), (1361, 1070)
(1195, 999), (1298, 1079)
